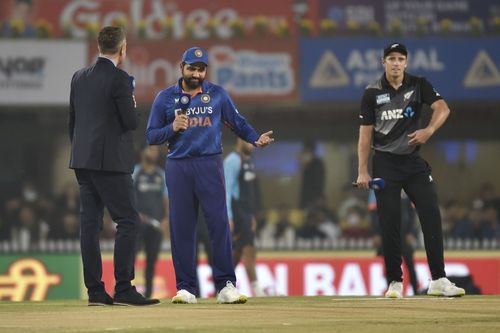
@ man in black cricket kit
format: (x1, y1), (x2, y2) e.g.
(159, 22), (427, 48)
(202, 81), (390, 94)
(69, 26), (159, 306)
(224, 138), (266, 297)
(356, 42), (465, 298)
(133, 145), (168, 298)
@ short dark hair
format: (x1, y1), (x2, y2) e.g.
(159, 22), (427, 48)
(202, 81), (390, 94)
(98, 26), (126, 55)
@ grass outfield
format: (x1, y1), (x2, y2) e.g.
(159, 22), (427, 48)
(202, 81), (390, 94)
(1, 296), (499, 333)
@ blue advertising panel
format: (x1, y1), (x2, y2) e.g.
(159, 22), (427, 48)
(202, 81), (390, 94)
(315, 0), (500, 35)
(300, 38), (500, 101)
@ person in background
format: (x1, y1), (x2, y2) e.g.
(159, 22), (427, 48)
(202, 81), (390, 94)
(299, 140), (325, 210)
(2, 180), (41, 241)
(50, 182), (80, 240)
(445, 200), (473, 240)
(224, 138), (266, 297)
(133, 145), (168, 299)
(259, 204), (296, 249)
(477, 182), (500, 220)
(11, 205), (48, 251)
(1, 0), (35, 38)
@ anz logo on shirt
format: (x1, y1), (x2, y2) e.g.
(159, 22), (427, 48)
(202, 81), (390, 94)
(380, 106), (415, 120)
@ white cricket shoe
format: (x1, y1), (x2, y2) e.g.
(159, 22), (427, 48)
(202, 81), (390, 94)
(385, 281), (403, 298)
(172, 289), (197, 304)
(427, 277), (465, 297)
(216, 281), (248, 304)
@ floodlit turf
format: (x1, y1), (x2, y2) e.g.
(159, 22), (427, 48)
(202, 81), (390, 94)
(1, 296), (499, 333)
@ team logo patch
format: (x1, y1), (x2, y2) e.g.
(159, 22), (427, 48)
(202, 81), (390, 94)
(404, 90), (414, 101)
(195, 49), (203, 58)
(403, 106), (415, 118)
(180, 95), (190, 105)
(376, 93), (390, 105)
(201, 94), (211, 103)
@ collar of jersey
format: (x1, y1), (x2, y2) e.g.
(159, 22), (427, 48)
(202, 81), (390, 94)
(175, 78), (208, 96)
(381, 73), (410, 89)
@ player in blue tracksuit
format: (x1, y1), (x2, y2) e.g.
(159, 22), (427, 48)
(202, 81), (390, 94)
(146, 47), (274, 304)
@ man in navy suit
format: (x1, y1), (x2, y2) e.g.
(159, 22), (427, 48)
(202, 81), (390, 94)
(69, 26), (158, 306)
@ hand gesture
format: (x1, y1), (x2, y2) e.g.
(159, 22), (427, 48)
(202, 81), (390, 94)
(408, 128), (433, 146)
(255, 130), (274, 147)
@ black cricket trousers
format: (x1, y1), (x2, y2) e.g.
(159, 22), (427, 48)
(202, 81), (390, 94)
(372, 151), (446, 284)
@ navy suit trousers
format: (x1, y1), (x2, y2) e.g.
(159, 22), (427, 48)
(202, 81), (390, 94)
(75, 169), (139, 294)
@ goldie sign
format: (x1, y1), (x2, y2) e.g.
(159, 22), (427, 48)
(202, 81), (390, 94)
(0, 255), (81, 301)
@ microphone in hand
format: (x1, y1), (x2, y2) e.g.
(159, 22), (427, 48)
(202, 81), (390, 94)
(128, 75), (135, 92)
(176, 93), (191, 133)
(128, 75), (137, 107)
(179, 93), (190, 114)
(352, 178), (386, 190)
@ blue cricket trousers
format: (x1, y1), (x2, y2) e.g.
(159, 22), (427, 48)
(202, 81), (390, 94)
(165, 154), (236, 295)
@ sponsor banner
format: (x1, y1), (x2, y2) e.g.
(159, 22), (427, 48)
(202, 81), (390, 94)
(0, 41), (87, 105)
(88, 40), (298, 104)
(2, 254), (498, 300)
(1, 0), (296, 39)
(300, 38), (500, 101)
(101, 256), (500, 298)
(315, 0), (500, 34)
(0, 254), (81, 301)
(314, 0), (384, 32)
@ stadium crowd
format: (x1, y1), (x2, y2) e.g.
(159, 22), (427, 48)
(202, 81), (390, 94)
(1, 172), (498, 252)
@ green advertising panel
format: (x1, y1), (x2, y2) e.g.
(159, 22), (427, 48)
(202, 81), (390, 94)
(0, 254), (81, 301)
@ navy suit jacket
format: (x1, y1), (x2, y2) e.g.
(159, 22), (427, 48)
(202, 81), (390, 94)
(69, 57), (139, 173)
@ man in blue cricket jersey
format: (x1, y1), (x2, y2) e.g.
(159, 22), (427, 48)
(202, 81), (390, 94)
(146, 46), (274, 304)
(224, 138), (266, 297)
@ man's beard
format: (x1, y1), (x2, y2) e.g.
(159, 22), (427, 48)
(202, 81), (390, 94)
(183, 76), (203, 90)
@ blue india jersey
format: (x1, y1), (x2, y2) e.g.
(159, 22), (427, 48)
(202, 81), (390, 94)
(146, 79), (259, 159)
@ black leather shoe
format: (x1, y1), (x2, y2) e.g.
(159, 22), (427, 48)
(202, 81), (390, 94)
(113, 286), (160, 306)
(88, 292), (114, 306)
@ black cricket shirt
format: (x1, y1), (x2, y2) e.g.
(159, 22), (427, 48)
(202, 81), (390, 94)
(359, 73), (442, 155)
